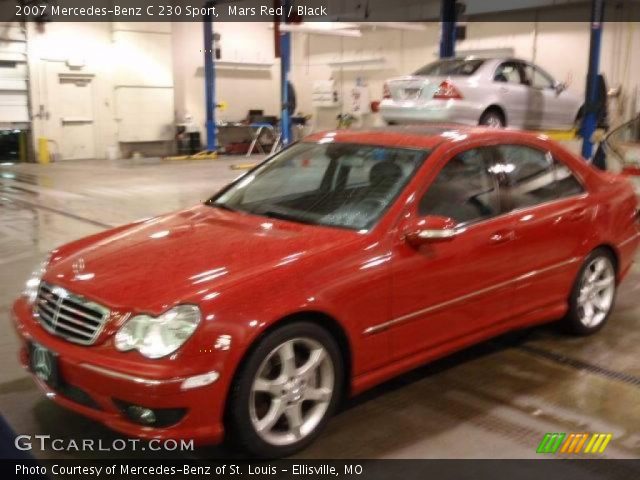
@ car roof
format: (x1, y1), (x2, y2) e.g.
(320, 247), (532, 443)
(305, 125), (547, 150)
(450, 56), (520, 62)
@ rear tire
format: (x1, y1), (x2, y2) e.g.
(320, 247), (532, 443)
(563, 249), (617, 336)
(574, 106), (584, 133)
(479, 108), (505, 128)
(227, 322), (343, 458)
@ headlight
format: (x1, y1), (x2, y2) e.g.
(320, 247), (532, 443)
(23, 255), (50, 304)
(114, 305), (201, 359)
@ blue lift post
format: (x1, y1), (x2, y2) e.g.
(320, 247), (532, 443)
(440, 0), (457, 58)
(203, 0), (217, 152)
(581, 0), (605, 159)
(280, 0), (292, 146)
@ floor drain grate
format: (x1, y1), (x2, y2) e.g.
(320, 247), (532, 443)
(518, 344), (640, 387)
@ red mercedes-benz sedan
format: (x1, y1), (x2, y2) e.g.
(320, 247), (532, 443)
(12, 126), (640, 457)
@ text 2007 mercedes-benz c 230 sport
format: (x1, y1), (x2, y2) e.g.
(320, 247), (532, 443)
(12, 126), (640, 457)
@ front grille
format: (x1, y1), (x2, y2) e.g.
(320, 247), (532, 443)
(34, 282), (110, 345)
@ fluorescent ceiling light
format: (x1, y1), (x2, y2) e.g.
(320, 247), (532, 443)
(311, 22), (359, 30)
(276, 22), (362, 37)
(356, 22), (428, 31)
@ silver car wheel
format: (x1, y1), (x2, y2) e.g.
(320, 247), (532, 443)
(483, 114), (503, 128)
(577, 256), (615, 328)
(249, 337), (335, 447)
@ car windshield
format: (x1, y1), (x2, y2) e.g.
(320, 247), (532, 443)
(208, 142), (430, 230)
(414, 58), (484, 76)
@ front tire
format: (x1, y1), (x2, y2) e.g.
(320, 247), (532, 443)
(227, 322), (343, 458)
(564, 249), (617, 335)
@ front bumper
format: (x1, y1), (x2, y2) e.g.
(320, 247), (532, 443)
(11, 298), (225, 445)
(379, 98), (482, 125)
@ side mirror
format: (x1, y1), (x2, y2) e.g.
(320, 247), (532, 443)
(404, 215), (463, 247)
(554, 81), (567, 95)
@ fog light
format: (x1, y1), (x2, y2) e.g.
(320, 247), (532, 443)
(180, 370), (219, 390)
(127, 406), (156, 425)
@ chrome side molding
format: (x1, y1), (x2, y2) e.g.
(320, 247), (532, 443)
(363, 257), (580, 335)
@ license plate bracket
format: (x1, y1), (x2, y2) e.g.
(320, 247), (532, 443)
(28, 342), (60, 389)
(402, 87), (422, 100)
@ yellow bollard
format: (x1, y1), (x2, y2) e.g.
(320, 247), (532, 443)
(38, 137), (50, 164)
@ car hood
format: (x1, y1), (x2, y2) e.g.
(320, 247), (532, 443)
(44, 205), (358, 313)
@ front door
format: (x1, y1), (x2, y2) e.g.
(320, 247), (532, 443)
(388, 145), (517, 361)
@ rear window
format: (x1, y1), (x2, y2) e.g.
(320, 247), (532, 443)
(414, 59), (484, 76)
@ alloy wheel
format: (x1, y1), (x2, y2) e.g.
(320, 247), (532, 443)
(577, 256), (615, 328)
(249, 337), (335, 446)
(483, 114), (503, 128)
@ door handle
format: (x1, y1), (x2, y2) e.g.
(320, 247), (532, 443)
(567, 208), (587, 222)
(489, 230), (515, 244)
(499, 87), (508, 94)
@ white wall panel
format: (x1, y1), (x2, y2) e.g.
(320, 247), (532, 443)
(0, 92), (28, 123)
(171, 21), (278, 128)
(0, 22), (28, 125)
(113, 30), (173, 87)
(115, 87), (174, 142)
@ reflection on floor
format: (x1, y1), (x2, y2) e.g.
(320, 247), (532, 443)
(0, 157), (639, 459)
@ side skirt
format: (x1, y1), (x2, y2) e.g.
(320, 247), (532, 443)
(350, 302), (567, 396)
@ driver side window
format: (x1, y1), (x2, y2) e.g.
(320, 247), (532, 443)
(494, 62), (522, 84)
(523, 64), (554, 89)
(419, 147), (500, 224)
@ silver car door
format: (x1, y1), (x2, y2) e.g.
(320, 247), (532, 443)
(530, 65), (566, 128)
(518, 62), (546, 129)
(493, 61), (528, 128)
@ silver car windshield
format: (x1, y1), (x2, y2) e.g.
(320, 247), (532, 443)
(208, 142), (430, 230)
(414, 58), (484, 76)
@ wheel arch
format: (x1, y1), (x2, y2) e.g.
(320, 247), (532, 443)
(480, 104), (507, 126)
(223, 310), (353, 421)
(591, 243), (620, 277)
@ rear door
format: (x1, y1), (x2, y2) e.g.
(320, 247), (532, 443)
(388, 144), (517, 360)
(527, 64), (566, 128)
(493, 61), (530, 128)
(493, 143), (590, 317)
(519, 62), (546, 129)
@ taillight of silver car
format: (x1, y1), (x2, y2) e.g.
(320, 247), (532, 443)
(433, 80), (463, 100)
(383, 82), (391, 99)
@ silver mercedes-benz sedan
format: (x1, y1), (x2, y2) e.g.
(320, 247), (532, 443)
(380, 57), (583, 131)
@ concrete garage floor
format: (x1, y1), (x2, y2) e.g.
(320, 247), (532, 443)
(0, 158), (639, 460)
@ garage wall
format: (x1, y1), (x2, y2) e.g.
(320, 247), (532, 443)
(26, 21), (175, 160)
(113, 23), (174, 145)
(172, 16), (640, 142)
(0, 23), (29, 129)
(26, 22), (117, 160)
(172, 21), (279, 128)
(11, 14), (640, 159)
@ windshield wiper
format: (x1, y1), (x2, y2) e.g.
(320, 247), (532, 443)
(261, 210), (317, 225)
